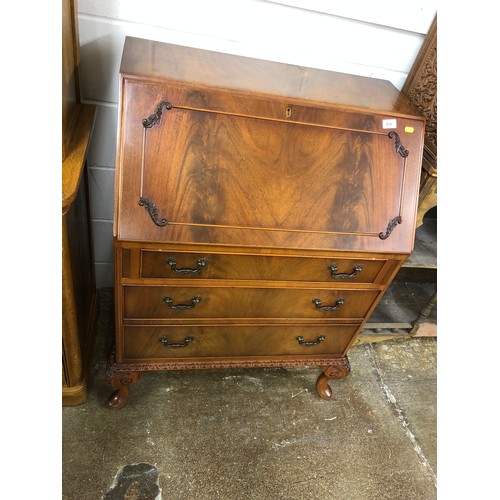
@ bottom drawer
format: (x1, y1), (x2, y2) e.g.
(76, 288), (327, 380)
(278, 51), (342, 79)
(122, 324), (360, 361)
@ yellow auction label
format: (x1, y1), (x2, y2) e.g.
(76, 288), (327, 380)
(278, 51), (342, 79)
(405, 126), (415, 133)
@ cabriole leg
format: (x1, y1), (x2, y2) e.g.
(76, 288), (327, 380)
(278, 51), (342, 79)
(316, 357), (351, 400)
(106, 369), (142, 409)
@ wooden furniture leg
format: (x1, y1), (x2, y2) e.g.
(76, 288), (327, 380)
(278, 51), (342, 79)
(106, 368), (142, 409)
(413, 290), (437, 327)
(316, 357), (351, 400)
(411, 290), (437, 337)
(106, 345), (142, 409)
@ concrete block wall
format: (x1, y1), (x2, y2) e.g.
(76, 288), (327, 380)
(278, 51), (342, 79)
(77, 0), (437, 288)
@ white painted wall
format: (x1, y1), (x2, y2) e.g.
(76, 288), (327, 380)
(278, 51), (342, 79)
(77, 0), (437, 288)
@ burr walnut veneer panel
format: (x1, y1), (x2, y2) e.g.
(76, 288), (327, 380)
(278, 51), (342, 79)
(107, 37), (425, 408)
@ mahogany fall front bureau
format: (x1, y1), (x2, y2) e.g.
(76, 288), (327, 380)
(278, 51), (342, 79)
(107, 36), (425, 409)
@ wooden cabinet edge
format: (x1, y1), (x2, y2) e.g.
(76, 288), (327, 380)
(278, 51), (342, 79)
(62, 379), (89, 406)
(62, 104), (96, 214)
(62, 104), (98, 407)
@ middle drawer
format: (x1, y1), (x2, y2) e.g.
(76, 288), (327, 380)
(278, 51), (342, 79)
(123, 285), (379, 321)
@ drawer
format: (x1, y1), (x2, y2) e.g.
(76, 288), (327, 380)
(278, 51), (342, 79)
(123, 285), (379, 320)
(139, 250), (388, 284)
(122, 324), (360, 361)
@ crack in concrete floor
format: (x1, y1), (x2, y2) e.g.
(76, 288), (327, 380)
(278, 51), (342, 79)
(365, 342), (437, 487)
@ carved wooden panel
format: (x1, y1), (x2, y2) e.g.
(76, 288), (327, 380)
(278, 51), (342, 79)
(401, 15), (437, 226)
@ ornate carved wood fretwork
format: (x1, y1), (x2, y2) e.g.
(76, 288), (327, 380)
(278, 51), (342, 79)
(139, 101), (175, 224)
(142, 100), (173, 128)
(379, 216), (403, 240)
(138, 197), (169, 226)
(402, 21), (437, 154)
(108, 355), (352, 372)
(388, 131), (409, 158)
(378, 131), (409, 239)
(401, 15), (437, 226)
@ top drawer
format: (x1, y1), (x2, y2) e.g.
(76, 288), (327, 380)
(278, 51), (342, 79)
(136, 250), (389, 284)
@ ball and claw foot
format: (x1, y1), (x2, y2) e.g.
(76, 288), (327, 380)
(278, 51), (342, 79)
(316, 358), (351, 400)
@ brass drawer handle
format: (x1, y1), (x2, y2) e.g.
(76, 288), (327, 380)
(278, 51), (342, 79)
(328, 264), (363, 279)
(296, 335), (326, 347)
(312, 297), (344, 311)
(166, 257), (208, 274)
(159, 336), (194, 349)
(163, 295), (201, 310)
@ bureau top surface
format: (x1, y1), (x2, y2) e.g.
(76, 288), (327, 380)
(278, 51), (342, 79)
(120, 37), (421, 119)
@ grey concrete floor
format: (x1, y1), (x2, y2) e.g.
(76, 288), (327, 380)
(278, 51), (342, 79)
(62, 289), (437, 500)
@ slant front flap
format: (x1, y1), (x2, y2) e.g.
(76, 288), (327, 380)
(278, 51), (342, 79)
(116, 80), (423, 254)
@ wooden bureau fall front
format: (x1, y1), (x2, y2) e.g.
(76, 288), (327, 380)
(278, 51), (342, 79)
(107, 37), (425, 408)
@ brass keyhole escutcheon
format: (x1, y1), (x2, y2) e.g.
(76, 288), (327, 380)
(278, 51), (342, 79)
(286, 107), (292, 118)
